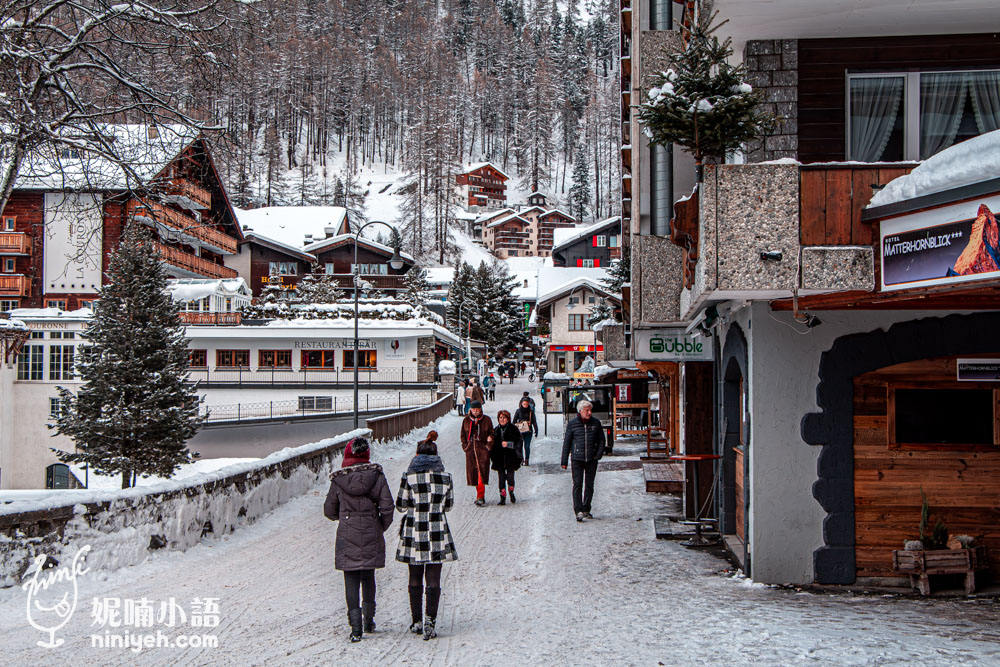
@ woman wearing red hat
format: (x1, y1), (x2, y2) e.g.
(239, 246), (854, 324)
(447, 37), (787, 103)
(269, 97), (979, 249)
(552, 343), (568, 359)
(323, 437), (395, 642)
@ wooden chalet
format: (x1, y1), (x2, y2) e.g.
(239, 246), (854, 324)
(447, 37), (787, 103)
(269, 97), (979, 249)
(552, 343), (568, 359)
(303, 233), (415, 293)
(455, 162), (509, 211)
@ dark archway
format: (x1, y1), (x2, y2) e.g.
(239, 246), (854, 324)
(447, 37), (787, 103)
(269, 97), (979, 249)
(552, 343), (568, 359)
(719, 324), (749, 570)
(802, 311), (1000, 584)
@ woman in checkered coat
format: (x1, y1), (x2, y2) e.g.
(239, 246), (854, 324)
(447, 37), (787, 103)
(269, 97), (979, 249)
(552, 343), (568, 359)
(395, 432), (457, 640)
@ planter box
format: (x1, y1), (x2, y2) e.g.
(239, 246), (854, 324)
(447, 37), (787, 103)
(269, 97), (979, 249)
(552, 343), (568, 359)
(892, 546), (989, 595)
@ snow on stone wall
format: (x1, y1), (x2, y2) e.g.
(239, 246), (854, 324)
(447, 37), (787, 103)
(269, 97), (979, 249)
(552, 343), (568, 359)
(0, 429), (368, 588)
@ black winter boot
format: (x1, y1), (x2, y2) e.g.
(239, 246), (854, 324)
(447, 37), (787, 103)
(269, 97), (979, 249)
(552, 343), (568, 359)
(408, 585), (423, 633)
(498, 491), (506, 506)
(362, 601), (376, 633)
(348, 608), (363, 642)
(423, 587), (441, 640)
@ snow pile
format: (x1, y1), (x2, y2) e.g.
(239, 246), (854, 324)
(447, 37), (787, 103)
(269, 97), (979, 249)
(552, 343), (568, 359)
(67, 458), (260, 492)
(166, 278), (249, 302)
(591, 317), (619, 331)
(259, 301), (444, 326)
(0, 317), (27, 332)
(0, 429), (369, 586)
(543, 371), (570, 380)
(438, 360), (457, 375)
(868, 129), (1000, 208)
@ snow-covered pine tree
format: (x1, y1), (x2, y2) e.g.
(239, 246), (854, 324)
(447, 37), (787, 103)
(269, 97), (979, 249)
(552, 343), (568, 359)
(445, 262), (477, 335)
(52, 225), (203, 489)
(569, 147), (591, 222)
(637, 2), (771, 180)
(479, 261), (528, 354)
(401, 265), (432, 315)
(602, 242), (631, 294)
(587, 297), (615, 326)
(297, 262), (345, 305)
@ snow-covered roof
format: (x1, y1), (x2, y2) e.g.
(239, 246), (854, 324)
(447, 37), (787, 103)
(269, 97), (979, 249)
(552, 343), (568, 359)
(10, 124), (200, 191)
(166, 278), (251, 302)
(235, 206), (349, 249)
(552, 217), (621, 252)
(9, 307), (93, 321)
(303, 233), (415, 263)
(536, 276), (618, 308)
(0, 317), (28, 332)
(868, 130), (1000, 208)
(240, 231), (318, 262)
(425, 267), (456, 286)
(184, 317), (460, 346)
(538, 208), (576, 222)
(476, 208), (515, 224)
(486, 212), (532, 229)
(515, 205), (547, 217)
(461, 162), (511, 180)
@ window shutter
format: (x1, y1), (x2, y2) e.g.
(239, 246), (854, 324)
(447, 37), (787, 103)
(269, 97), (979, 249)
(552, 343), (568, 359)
(576, 259), (583, 267)
(592, 236), (598, 247)
(594, 259), (600, 267)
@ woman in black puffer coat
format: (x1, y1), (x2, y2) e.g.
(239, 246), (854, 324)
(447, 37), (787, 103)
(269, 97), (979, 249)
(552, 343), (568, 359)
(324, 437), (395, 642)
(490, 410), (523, 505)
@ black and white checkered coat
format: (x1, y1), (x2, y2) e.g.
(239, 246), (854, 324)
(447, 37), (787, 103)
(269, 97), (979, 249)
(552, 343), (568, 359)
(395, 470), (458, 564)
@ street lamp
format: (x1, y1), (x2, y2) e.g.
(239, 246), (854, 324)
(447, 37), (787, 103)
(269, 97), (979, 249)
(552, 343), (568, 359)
(353, 221), (404, 429)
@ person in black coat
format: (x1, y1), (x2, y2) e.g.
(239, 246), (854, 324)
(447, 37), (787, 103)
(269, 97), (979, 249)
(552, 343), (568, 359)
(512, 397), (539, 465)
(560, 400), (606, 522)
(491, 410), (523, 505)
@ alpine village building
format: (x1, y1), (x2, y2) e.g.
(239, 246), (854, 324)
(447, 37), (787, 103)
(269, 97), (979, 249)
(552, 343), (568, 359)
(609, 0), (1000, 588)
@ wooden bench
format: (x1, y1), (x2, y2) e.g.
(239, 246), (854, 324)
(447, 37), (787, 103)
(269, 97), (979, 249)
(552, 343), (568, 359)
(642, 462), (683, 494)
(892, 546), (989, 595)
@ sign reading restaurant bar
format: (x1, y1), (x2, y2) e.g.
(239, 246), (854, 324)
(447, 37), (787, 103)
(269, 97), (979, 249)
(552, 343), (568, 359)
(293, 339), (376, 349)
(634, 329), (713, 361)
(880, 195), (1000, 292)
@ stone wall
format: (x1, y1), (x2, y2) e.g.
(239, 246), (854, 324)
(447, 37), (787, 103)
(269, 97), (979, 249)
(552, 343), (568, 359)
(744, 40), (798, 163)
(634, 234), (685, 324)
(598, 324), (628, 362)
(417, 337), (435, 383)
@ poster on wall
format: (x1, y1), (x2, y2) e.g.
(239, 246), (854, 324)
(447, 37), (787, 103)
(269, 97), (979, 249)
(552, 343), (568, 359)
(880, 197), (1000, 292)
(44, 193), (103, 294)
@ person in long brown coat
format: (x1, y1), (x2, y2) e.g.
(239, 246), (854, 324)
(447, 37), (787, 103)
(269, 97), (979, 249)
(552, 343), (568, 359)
(471, 380), (486, 405)
(324, 438), (395, 642)
(460, 400), (493, 506)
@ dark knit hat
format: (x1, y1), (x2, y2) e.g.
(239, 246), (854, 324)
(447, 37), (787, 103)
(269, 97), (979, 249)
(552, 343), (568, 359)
(470, 400), (483, 409)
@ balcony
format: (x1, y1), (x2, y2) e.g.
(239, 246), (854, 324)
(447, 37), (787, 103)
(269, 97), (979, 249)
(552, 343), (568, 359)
(0, 233), (32, 255)
(127, 199), (237, 254)
(327, 274), (406, 291)
(0, 274), (31, 297)
(164, 178), (211, 210)
(178, 311), (241, 326)
(154, 242), (237, 279)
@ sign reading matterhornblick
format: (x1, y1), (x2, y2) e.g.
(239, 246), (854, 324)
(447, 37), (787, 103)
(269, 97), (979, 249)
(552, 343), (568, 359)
(635, 329), (713, 361)
(880, 196), (1000, 292)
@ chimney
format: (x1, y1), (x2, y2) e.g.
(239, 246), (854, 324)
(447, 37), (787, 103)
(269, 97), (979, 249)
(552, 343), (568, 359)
(304, 233), (313, 244)
(242, 224), (250, 231)
(324, 226), (336, 238)
(147, 125), (158, 140)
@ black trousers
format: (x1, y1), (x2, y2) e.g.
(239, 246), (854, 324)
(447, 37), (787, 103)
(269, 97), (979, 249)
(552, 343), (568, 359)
(497, 459), (517, 491)
(343, 569), (376, 609)
(571, 459), (599, 514)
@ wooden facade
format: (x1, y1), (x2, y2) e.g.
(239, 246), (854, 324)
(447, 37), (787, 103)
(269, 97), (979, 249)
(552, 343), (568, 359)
(455, 164), (508, 209)
(853, 355), (1000, 582)
(798, 33), (1000, 163)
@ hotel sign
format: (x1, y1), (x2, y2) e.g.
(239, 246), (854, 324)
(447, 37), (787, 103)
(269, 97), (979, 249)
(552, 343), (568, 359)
(635, 329), (713, 361)
(957, 359), (1000, 381)
(880, 196), (1000, 292)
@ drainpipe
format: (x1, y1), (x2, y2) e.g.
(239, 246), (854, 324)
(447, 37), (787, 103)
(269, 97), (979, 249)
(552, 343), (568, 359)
(649, 0), (673, 236)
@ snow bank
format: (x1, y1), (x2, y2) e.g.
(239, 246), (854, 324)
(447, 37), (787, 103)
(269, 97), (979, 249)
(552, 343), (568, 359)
(438, 360), (457, 375)
(868, 129), (1000, 208)
(0, 429), (369, 587)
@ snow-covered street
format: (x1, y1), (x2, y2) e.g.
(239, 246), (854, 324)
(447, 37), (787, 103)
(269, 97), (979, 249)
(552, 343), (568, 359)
(2, 376), (998, 666)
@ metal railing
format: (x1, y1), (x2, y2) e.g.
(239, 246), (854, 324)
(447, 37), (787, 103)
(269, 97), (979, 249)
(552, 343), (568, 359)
(201, 389), (435, 423)
(186, 366), (422, 386)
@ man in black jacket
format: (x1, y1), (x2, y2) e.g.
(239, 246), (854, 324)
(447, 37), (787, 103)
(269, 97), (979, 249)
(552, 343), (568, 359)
(561, 400), (606, 522)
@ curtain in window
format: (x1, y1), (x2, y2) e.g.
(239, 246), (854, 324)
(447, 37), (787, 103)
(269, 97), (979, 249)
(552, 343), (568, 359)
(970, 71), (1000, 134)
(920, 73), (968, 159)
(850, 77), (904, 161)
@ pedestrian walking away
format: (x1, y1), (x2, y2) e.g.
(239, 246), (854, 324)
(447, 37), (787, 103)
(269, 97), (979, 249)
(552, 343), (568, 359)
(460, 401), (494, 505)
(513, 397), (539, 466)
(507, 365), (516, 384)
(519, 361), (526, 376)
(491, 410), (524, 504)
(560, 400), (607, 522)
(396, 432), (458, 641)
(323, 437), (395, 642)
(464, 379), (475, 415)
(487, 373), (497, 400)
(471, 379), (486, 405)
(482, 374), (492, 401)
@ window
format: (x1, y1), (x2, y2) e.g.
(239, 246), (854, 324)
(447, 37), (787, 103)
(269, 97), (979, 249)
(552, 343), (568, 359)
(216, 349), (250, 367)
(0, 299), (18, 313)
(46, 463), (71, 489)
(351, 263), (388, 275)
(17, 345), (43, 380)
(49, 397), (69, 418)
(298, 396), (333, 411)
(301, 349), (336, 368)
(269, 261), (297, 276)
(609, 235), (619, 248)
(259, 350), (292, 368)
(45, 300), (67, 310)
(577, 259), (595, 268)
(50, 331), (75, 339)
(49, 345), (75, 380)
(2, 258), (13, 272)
(2, 216), (14, 231)
(847, 69), (1000, 161)
(79, 300), (94, 310)
(594, 235), (607, 247)
(890, 386), (997, 447)
(188, 350), (207, 367)
(568, 314), (586, 331)
(343, 350), (377, 369)
(325, 263), (336, 275)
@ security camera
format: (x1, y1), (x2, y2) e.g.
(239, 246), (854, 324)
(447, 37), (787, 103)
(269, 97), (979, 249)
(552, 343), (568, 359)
(759, 250), (783, 262)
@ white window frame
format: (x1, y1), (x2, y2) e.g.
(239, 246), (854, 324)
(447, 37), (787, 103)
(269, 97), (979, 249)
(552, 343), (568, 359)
(2, 216), (14, 231)
(595, 235), (607, 247)
(2, 258), (14, 272)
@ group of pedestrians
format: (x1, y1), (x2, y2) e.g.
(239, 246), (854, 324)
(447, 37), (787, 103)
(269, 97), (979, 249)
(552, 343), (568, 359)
(324, 382), (607, 642)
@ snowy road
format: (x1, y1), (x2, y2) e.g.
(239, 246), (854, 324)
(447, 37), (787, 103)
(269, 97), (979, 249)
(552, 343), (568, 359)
(2, 376), (999, 665)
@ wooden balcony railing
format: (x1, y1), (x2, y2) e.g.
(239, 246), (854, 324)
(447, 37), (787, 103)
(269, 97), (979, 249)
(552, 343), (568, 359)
(127, 199), (237, 254)
(178, 311), (241, 326)
(154, 242), (237, 279)
(0, 275), (31, 296)
(165, 178), (212, 209)
(0, 233), (32, 255)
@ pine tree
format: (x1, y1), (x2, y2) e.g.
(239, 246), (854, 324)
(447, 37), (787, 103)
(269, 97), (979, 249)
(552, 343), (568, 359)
(297, 262), (345, 304)
(52, 225), (203, 489)
(401, 265), (432, 315)
(636, 3), (771, 178)
(601, 243), (631, 294)
(569, 147), (591, 222)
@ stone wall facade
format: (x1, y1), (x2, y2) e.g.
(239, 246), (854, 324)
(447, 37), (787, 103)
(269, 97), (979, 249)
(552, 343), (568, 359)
(744, 39), (798, 163)
(417, 336), (436, 384)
